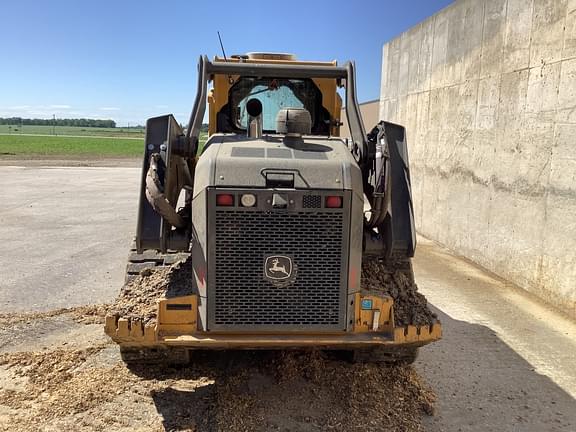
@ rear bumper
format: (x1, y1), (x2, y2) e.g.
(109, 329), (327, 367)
(105, 294), (442, 350)
(156, 328), (441, 349)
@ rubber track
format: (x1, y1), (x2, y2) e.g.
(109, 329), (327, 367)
(125, 246), (190, 283)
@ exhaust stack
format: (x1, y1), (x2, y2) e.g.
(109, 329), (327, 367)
(246, 98), (263, 138)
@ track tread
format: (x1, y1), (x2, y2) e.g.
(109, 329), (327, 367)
(351, 346), (419, 365)
(124, 247), (190, 283)
(120, 347), (190, 366)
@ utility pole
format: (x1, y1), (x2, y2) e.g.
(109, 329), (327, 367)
(52, 114), (56, 135)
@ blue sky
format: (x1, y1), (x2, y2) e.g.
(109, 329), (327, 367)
(0, 0), (453, 126)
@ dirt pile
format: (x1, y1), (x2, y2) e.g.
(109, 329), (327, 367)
(0, 343), (435, 432)
(362, 257), (437, 326)
(108, 258), (193, 323)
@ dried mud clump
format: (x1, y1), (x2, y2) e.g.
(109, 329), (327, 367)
(0, 304), (108, 328)
(108, 257), (193, 323)
(361, 257), (437, 326)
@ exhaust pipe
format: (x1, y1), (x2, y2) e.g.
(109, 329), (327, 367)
(246, 98), (263, 138)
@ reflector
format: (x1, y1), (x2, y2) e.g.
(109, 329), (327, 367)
(325, 196), (342, 208)
(216, 194), (234, 206)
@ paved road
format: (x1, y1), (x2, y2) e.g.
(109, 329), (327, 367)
(0, 165), (139, 312)
(0, 164), (574, 431)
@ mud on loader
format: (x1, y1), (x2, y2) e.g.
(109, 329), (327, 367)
(105, 52), (441, 365)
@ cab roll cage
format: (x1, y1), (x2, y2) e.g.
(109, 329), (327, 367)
(184, 55), (368, 165)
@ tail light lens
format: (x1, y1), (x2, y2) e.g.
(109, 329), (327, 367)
(216, 193), (234, 206)
(325, 196), (342, 208)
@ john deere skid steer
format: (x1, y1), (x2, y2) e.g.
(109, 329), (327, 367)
(105, 52), (441, 364)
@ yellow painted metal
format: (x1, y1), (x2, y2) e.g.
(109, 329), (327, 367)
(353, 293), (394, 333)
(207, 55), (342, 137)
(105, 294), (442, 349)
(160, 333), (408, 349)
(393, 323), (442, 343)
(208, 73), (239, 135)
(157, 295), (198, 329)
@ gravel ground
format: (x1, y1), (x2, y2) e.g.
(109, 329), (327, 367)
(0, 311), (435, 432)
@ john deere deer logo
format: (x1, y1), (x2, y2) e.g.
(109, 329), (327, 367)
(269, 258), (289, 276)
(264, 255), (294, 281)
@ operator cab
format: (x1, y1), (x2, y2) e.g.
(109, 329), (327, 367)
(207, 53), (343, 141)
(218, 77), (331, 136)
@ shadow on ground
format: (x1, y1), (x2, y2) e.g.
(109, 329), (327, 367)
(417, 306), (576, 432)
(152, 385), (216, 432)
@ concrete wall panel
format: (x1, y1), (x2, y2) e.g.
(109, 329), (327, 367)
(407, 26), (422, 94)
(530, 0), (568, 67)
(476, 76), (501, 130)
(431, 11), (449, 89)
(526, 62), (561, 122)
(557, 58), (576, 123)
(564, 0), (576, 58)
(480, 0), (507, 78)
(503, 0), (533, 73)
(380, 0), (576, 318)
(418, 19), (435, 92)
(462, 0), (486, 80)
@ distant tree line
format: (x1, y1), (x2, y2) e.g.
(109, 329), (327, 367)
(0, 117), (116, 128)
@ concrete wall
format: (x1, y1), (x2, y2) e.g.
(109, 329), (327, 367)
(340, 99), (380, 138)
(380, 0), (576, 318)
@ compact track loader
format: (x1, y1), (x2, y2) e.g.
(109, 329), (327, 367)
(105, 52), (441, 364)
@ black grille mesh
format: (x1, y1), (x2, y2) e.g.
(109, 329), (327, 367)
(213, 210), (345, 328)
(302, 195), (322, 208)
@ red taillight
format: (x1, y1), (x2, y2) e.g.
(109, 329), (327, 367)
(216, 193), (234, 206)
(325, 196), (342, 208)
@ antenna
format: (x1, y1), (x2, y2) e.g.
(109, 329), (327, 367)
(217, 31), (228, 61)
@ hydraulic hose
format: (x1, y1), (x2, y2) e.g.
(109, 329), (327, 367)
(145, 153), (186, 229)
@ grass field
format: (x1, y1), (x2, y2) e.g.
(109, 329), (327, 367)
(0, 132), (208, 158)
(0, 134), (143, 157)
(0, 124), (145, 138)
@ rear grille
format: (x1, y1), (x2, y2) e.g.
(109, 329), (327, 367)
(210, 208), (347, 330)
